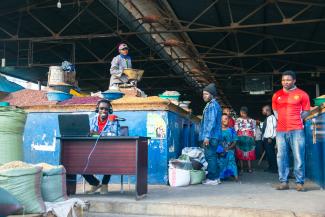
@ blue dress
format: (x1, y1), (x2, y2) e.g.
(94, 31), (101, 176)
(218, 128), (239, 179)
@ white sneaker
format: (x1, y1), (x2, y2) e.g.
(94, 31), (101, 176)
(203, 179), (220, 185)
(100, 184), (109, 195)
(86, 184), (102, 194)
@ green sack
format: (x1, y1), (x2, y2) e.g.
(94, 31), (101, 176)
(190, 170), (206, 185)
(0, 107), (26, 165)
(0, 166), (46, 214)
(40, 165), (68, 202)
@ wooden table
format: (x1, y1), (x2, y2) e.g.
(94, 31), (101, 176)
(59, 136), (148, 199)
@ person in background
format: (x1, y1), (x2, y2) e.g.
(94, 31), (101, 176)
(235, 106), (256, 173)
(199, 83), (222, 185)
(254, 120), (263, 160)
(109, 43), (132, 89)
(272, 70), (310, 191)
(84, 99), (120, 194)
(261, 105), (278, 173)
(218, 114), (239, 181)
(223, 107), (235, 128)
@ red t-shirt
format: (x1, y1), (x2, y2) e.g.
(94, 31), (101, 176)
(272, 88), (310, 132)
(228, 117), (235, 128)
(98, 116), (108, 133)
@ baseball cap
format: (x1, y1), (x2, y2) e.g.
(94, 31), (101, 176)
(118, 43), (128, 50)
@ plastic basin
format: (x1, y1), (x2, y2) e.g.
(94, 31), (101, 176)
(47, 91), (73, 101)
(159, 94), (180, 101)
(0, 102), (10, 107)
(314, 97), (325, 106)
(101, 91), (124, 101)
(123, 68), (144, 81)
(49, 84), (73, 93)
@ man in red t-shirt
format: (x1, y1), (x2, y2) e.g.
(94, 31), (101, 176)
(84, 99), (119, 194)
(272, 70), (310, 191)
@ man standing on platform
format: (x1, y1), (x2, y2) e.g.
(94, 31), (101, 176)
(272, 70), (310, 191)
(109, 43), (132, 89)
(200, 83), (222, 185)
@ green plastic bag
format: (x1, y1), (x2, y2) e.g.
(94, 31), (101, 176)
(40, 165), (68, 202)
(0, 166), (46, 214)
(190, 170), (206, 185)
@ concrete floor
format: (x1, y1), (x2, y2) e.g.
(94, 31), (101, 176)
(76, 170), (325, 216)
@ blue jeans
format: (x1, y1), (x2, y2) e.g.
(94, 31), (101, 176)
(276, 130), (305, 184)
(203, 138), (220, 180)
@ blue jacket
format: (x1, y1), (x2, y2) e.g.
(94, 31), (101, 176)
(90, 114), (120, 136)
(199, 98), (222, 141)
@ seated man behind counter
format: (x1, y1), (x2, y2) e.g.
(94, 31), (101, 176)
(83, 99), (120, 194)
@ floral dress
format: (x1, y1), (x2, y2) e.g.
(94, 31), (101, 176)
(234, 117), (256, 161)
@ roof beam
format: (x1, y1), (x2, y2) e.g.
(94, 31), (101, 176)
(186, 0), (220, 28)
(57, 1), (93, 36)
(27, 10), (56, 36)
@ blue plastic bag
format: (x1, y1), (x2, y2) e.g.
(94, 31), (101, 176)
(0, 187), (23, 216)
(216, 145), (224, 154)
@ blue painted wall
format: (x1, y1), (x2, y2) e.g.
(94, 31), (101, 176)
(305, 113), (325, 188)
(23, 110), (199, 184)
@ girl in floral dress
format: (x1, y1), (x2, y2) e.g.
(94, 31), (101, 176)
(234, 106), (256, 173)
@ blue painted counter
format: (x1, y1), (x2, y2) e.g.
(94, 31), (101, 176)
(305, 110), (325, 188)
(23, 109), (200, 184)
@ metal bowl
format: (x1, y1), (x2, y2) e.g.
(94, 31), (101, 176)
(123, 68), (144, 81)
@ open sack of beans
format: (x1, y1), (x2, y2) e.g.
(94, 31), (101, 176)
(0, 161), (46, 214)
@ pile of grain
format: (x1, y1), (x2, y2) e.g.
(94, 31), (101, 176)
(0, 161), (33, 170)
(114, 96), (167, 104)
(58, 96), (101, 105)
(2, 89), (57, 107)
(37, 163), (60, 170)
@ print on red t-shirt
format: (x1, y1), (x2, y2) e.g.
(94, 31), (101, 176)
(272, 88), (310, 132)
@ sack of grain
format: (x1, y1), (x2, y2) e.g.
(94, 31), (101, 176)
(190, 170), (206, 185)
(0, 161), (46, 214)
(0, 107), (26, 165)
(37, 163), (68, 202)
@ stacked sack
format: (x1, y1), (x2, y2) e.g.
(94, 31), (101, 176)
(0, 161), (68, 215)
(169, 147), (207, 187)
(37, 163), (68, 202)
(0, 161), (45, 214)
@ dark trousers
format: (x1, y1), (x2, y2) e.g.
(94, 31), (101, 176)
(203, 139), (220, 180)
(83, 175), (111, 186)
(255, 140), (264, 159)
(262, 138), (278, 171)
